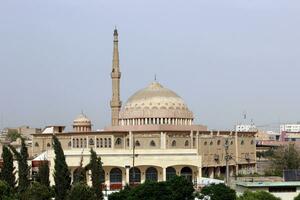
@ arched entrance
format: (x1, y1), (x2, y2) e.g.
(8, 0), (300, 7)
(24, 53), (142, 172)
(181, 167), (193, 182)
(166, 167), (176, 181)
(145, 167), (158, 182)
(110, 168), (123, 190)
(129, 167), (141, 186)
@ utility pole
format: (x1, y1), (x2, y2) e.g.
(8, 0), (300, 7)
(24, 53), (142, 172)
(224, 138), (230, 185)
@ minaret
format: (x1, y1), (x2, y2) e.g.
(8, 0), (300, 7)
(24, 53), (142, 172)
(110, 28), (122, 126)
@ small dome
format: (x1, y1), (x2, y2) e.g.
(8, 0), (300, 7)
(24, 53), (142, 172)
(119, 81), (193, 120)
(73, 113), (91, 124)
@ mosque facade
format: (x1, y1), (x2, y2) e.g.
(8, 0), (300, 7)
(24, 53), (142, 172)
(32, 29), (256, 189)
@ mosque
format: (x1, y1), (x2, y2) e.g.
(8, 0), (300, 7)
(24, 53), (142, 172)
(32, 29), (256, 189)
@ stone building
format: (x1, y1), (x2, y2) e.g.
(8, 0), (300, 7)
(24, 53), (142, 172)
(32, 28), (256, 189)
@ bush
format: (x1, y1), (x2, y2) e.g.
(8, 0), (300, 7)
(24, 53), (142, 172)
(237, 190), (280, 200)
(200, 183), (236, 200)
(67, 183), (96, 200)
(23, 182), (52, 200)
(108, 176), (194, 200)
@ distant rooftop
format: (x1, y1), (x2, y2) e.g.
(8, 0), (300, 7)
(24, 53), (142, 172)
(237, 181), (300, 187)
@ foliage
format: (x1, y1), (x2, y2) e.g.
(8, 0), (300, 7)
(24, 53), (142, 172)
(73, 154), (86, 185)
(294, 192), (300, 200)
(53, 135), (71, 200)
(200, 183), (236, 200)
(269, 144), (300, 176)
(67, 182), (97, 200)
(36, 161), (50, 187)
(9, 138), (30, 193)
(237, 190), (280, 200)
(1, 146), (16, 189)
(88, 148), (103, 200)
(23, 182), (52, 200)
(6, 130), (21, 142)
(108, 176), (194, 200)
(0, 180), (12, 198)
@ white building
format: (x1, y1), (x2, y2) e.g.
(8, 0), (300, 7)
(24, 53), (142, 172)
(235, 124), (257, 132)
(280, 124), (300, 133)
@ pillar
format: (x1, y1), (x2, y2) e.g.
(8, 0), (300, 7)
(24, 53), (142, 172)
(162, 167), (166, 181)
(125, 167), (130, 184)
(197, 167), (202, 185)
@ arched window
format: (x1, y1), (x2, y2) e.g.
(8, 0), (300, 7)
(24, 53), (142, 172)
(166, 167), (176, 181)
(100, 138), (103, 148)
(184, 140), (189, 147)
(181, 167), (192, 182)
(80, 138), (83, 148)
(115, 138), (122, 145)
(135, 140), (140, 147)
(73, 138), (75, 147)
(127, 138), (130, 147)
(35, 142), (39, 147)
(47, 143), (51, 147)
(96, 138), (99, 148)
(129, 167), (141, 184)
(89, 138), (94, 145)
(217, 140), (221, 145)
(108, 138), (111, 148)
(76, 139), (79, 148)
(68, 141), (71, 147)
(204, 141), (207, 145)
(110, 168), (122, 183)
(104, 138), (107, 148)
(171, 140), (176, 147)
(210, 141), (213, 145)
(145, 167), (158, 182)
(150, 140), (156, 147)
(84, 138), (87, 148)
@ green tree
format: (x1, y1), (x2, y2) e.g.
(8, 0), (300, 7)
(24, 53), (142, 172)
(72, 154), (86, 185)
(89, 148), (103, 200)
(6, 130), (21, 142)
(0, 180), (12, 198)
(53, 135), (71, 200)
(9, 138), (30, 193)
(1, 146), (16, 189)
(200, 183), (236, 200)
(23, 182), (52, 200)
(237, 190), (280, 200)
(67, 183), (97, 200)
(108, 176), (194, 200)
(269, 144), (300, 176)
(36, 161), (50, 187)
(294, 192), (300, 200)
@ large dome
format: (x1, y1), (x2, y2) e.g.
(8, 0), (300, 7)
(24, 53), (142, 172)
(119, 82), (193, 126)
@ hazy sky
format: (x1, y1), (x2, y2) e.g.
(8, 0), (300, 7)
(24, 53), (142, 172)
(0, 0), (300, 131)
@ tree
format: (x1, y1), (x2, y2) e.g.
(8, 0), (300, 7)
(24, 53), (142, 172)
(1, 145), (16, 189)
(6, 130), (21, 142)
(53, 135), (71, 200)
(36, 161), (50, 187)
(294, 192), (300, 200)
(89, 148), (103, 200)
(269, 144), (300, 176)
(200, 183), (236, 200)
(108, 176), (195, 200)
(72, 154), (86, 185)
(67, 183), (97, 200)
(237, 190), (280, 200)
(9, 138), (30, 193)
(23, 182), (52, 200)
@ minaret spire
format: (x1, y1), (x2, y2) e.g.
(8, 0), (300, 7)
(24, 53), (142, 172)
(110, 27), (122, 126)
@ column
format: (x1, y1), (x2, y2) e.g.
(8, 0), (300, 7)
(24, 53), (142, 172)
(197, 167), (202, 185)
(160, 132), (166, 149)
(129, 131), (133, 149)
(111, 135), (115, 149)
(162, 167), (167, 181)
(126, 167), (130, 184)
(190, 131), (193, 148)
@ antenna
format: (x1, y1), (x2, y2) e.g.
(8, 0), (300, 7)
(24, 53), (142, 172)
(154, 74), (157, 81)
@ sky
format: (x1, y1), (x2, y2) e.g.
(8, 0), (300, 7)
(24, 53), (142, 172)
(0, 0), (300, 131)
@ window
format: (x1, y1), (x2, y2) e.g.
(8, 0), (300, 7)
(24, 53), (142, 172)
(230, 141), (234, 145)
(76, 139), (79, 148)
(72, 139), (75, 147)
(35, 142), (39, 147)
(204, 141), (207, 145)
(217, 140), (221, 145)
(80, 138), (83, 148)
(135, 140), (140, 147)
(172, 140), (176, 147)
(241, 140), (244, 145)
(84, 138), (87, 148)
(150, 140), (156, 147)
(184, 140), (189, 147)
(89, 139), (94, 145)
(96, 138), (99, 148)
(47, 143), (51, 147)
(210, 141), (213, 145)
(108, 138), (112, 148)
(100, 138), (103, 148)
(250, 140), (254, 145)
(104, 138), (107, 148)
(68, 141), (71, 147)
(115, 138), (122, 145)
(127, 138), (130, 147)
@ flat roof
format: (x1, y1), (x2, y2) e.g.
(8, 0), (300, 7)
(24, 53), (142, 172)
(236, 181), (300, 187)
